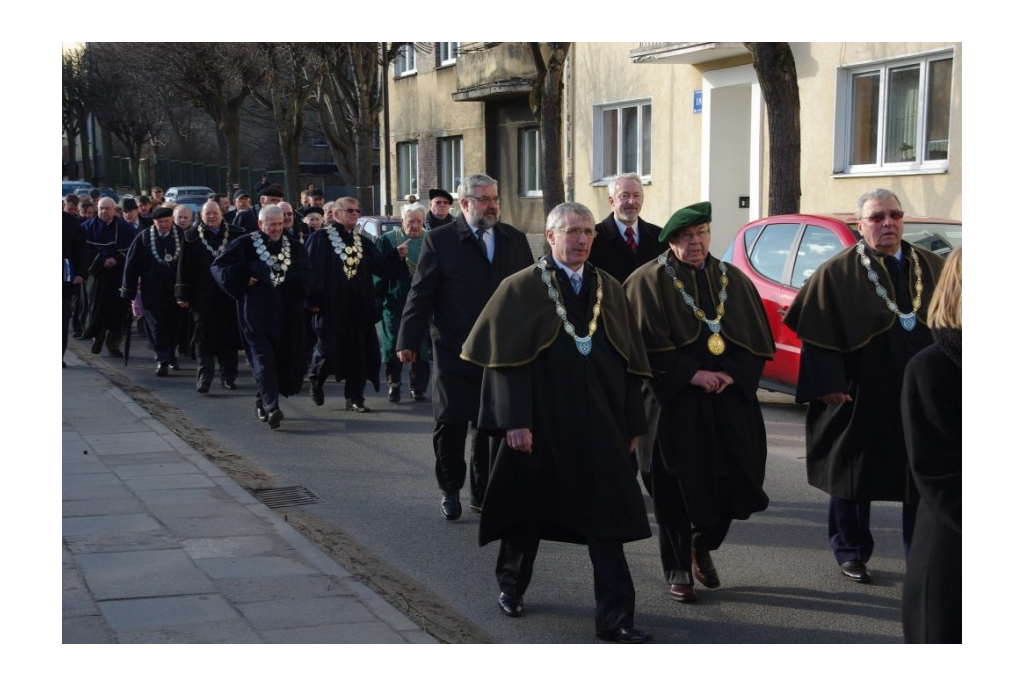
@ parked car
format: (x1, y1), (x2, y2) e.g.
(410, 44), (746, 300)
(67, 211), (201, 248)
(355, 215), (402, 241)
(172, 194), (210, 216)
(721, 212), (962, 394)
(63, 180), (91, 198)
(165, 186), (215, 203)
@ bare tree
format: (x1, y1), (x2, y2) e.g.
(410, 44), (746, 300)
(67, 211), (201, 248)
(529, 43), (572, 215)
(313, 43), (401, 193)
(84, 43), (164, 194)
(235, 43), (328, 200)
(744, 42), (801, 215)
(62, 47), (91, 181)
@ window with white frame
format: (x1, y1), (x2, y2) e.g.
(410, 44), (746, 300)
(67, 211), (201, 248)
(439, 136), (463, 193)
(519, 127), (541, 196)
(438, 42), (459, 67)
(394, 44), (417, 78)
(397, 142), (418, 196)
(839, 51), (953, 173)
(594, 100), (652, 180)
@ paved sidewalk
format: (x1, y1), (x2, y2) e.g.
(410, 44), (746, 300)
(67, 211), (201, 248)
(62, 351), (436, 644)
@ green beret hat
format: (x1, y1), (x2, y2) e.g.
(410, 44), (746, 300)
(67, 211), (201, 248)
(659, 201), (712, 243)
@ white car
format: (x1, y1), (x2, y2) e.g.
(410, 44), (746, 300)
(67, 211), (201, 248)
(165, 186), (215, 203)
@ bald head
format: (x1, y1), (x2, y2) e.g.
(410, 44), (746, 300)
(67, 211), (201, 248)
(97, 197), (116, 222)
(200, 201), (222, 227)
(173, 205), (192, 229)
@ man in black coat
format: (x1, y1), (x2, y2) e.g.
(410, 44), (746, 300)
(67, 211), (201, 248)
(120, 207), (186, 375)
(397, 173), (535, 521)
(423, 188), (455, 231)
(63, 212), (90, 366)
(211, 204), (313, 429)
(81, 197), (137, 357)
(588, 172), (662, 284)
(233, 185), (283, 234)
(176, 201), (244, 393)
(461, 202), (653, 643)
(783, 188), (944, 584)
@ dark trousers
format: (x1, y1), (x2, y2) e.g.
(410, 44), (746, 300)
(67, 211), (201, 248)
(828, 496), (917, 563)
(197, 352), (239, 387)
(433, 421), (491, 504)
(385, 358), (429, 394)
(651, 453), (733, 585)
(309, 340), (366, 402)
(245, 333), (280, 411)
(63, 292), (73, 358)
(497, 526), (636, 631)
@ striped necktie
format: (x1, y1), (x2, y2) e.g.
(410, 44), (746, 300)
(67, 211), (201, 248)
(625, 226), (637, 253)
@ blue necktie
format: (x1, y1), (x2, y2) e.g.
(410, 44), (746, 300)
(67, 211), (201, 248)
(475, 228), (491, 262)
(570, 272), (582, 295)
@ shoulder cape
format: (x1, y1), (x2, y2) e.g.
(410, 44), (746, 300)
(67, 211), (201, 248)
(623, 252), (775, 357)
(783, 241), (945, 352)
(461, 261), (651, 377)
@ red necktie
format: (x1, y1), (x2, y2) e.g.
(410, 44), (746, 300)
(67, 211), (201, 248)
(625, 226), (637, 253)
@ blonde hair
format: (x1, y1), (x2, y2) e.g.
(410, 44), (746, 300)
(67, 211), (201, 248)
(927, 246), (961, 329)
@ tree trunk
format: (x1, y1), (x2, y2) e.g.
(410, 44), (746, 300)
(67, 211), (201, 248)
(65, 128), (78, 179)
(78, 120), (92, 183)
(744, 42), (801, 215)
(529, 43), (571, 216)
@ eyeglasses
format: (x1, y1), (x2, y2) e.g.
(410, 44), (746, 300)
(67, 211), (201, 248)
(864, 209), (905, 222)
(468, 195), (501, 205)
(342, 208), (361, 214)
(556, 227), (595, 239)
(675, 229), (710, 242)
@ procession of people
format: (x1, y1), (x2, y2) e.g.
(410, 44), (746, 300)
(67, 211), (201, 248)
(62, 181), (961, 644)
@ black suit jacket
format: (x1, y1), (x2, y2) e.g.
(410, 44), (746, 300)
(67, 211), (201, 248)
(588, 213), (663, 284)
(397, 215), (535, 422)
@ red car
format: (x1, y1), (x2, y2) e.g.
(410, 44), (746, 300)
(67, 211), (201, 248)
(721, 213), (961, 394)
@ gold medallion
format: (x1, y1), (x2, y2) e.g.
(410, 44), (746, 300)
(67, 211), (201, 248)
(707, 333), (725, 356)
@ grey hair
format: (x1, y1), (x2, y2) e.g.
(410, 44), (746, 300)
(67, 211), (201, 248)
(259, 204), (283, 223)
(607, 172), (643, 199)
(401, 202), (428, 220)
(855, 188), (902, 219)
(545, 201), (595, 233)
(457, 173), (499, 202)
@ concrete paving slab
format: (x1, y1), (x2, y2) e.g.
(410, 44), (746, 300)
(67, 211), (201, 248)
(237, 595), (377, 630)
(63, 531), (180, 555)
(99, 594), (239, 630)
(110, 462), (201, 478)
(262, 621), (411, 644)
(76, 548), (216, 600)
(181, 535), (279, 559)
(196, 555), (321, 580)
(123, 473), (217, 491)
(63, 513), (162, 537)
(81, 431), (179, 455)
(115, 620), (264, 644)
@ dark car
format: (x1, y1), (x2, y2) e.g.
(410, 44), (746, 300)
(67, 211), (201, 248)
(63, 180), (91, 198)
(74, 187), (120, 203)
(355, 215), (402, 241)
(722, 213), (962, 394)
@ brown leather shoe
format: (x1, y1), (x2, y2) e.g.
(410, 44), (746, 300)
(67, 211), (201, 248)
(692, 550), (721, 588)
(669, 583), (697, 603)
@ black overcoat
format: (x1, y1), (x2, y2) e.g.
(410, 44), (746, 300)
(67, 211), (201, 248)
(175, 222), (244, 357)
(465, 262), (652, 546)
(588, 213), (663, 284)
(396, 215), (534, 422)
(901, 333), (961, 643)
(121, 227), (186, 354)
(211, 232), (312, 397)
(81, 216), (137, 338)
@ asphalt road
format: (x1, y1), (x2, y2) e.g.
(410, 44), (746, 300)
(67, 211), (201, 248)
(71, 339), (907, 644)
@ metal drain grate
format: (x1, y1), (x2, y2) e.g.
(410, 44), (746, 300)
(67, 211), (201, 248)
(251, 486), (322, 509)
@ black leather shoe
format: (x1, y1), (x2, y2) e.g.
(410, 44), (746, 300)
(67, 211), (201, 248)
(669, 583), (697, 603)
(169, 357), (179, 370)
(197, 382), (210, 394)
(498, 592), (524, 617)
(255, 399), (268, 422)
(839, 560), (872, 583)
(156, 361), (169, 377)
(267, 407), (283, 430)
(692, 550), (721, 589)
(221, 379), (236, 390)
(346, 400), (369, 413)
(310, 381), (325, 406)
(388, 386), (401, 403)
(596, 627), (653, 644)
(411, 391), (427, 402)
(90, 337), (103, 354)
(441, 493), (462, 520)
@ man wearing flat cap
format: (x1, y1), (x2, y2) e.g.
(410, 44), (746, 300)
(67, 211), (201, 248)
(121, 197), (152, 232)
(424, 188), (455, 231)
(121, 206), (187, 376)
(233, 185), (283, 234)
(624, 201), (774, 604)
(224, 189), (250, 225)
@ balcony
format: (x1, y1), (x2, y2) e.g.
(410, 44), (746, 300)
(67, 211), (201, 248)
(630, 42), (749, 65)
(452, 42), (536, 102)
